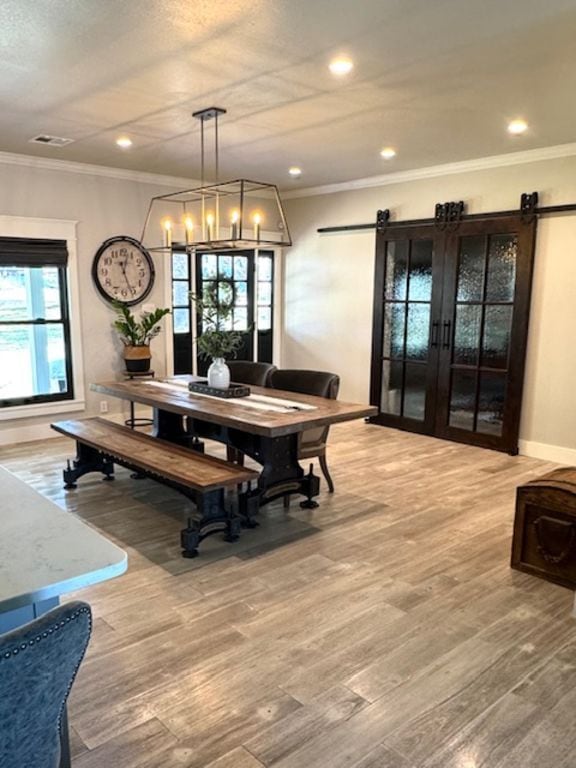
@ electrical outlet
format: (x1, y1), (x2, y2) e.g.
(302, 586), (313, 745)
(99, 401), (108, 414)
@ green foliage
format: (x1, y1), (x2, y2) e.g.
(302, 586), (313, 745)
(190, 280), (245, 360)
(112, 300), (170, 346)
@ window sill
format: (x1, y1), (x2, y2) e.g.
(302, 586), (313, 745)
(0, 399), (86, 421)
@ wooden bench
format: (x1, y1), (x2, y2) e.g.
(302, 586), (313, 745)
(51, 418), (259, 557)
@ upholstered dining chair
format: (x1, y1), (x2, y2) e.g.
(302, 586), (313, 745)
(0, 601), (92, 768)
(268, 369), (340, 499)
(227, 360), (277, 387)
(226, 361), (277, 463)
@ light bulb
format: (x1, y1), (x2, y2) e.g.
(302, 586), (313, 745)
(508, 119), (528, 135)
(329, 56), (354, 76)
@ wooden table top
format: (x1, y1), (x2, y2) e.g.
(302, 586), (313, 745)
(91, 376), (377, 438)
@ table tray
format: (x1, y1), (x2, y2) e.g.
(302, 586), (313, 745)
(188, 381), (251, 399)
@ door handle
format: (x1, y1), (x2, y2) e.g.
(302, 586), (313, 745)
(430, 321), (440, 348)
(442, 320), (452, 349)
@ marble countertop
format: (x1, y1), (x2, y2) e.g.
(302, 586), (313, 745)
(0, 465), (127, 612)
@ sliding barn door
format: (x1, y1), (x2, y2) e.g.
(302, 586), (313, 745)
(370, 225), (444, 435)
(435, 217), (537, 452)
(370, 215), (537, 454)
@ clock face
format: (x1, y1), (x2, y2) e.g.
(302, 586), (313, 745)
(92, 236), (155, 306)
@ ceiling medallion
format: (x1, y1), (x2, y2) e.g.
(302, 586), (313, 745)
(141, 107), (292, 253)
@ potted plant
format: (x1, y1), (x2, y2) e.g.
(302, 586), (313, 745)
(112, 301), (171, 372)
(191, 280), (244, 388)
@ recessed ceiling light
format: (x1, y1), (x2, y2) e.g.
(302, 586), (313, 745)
(507, 119), (528, 135)
(329, 56), (354, 76)
(288, 166), (302, 177)
(116, 136), (133, 148)
(380, 147), (397, 160)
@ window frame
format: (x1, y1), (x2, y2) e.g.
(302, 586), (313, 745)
(0, 216), (85, 420)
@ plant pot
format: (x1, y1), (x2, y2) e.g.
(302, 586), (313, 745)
(207, 357), (230, 389)
(123, 345), (151, 373)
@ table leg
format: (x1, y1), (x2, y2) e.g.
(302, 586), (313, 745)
(232, 431), (320, 512)
(153, 408), (194, 447)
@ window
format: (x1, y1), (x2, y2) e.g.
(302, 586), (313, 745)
(0, 237), (74, 407)
(170, 249), (275, 375)
(171, 251), (192, 375)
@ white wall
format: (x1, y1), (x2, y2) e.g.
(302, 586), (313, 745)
(0, 159), (183, 443)
(283, 154), (576, 462)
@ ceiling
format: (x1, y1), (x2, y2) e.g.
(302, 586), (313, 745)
(2, 0), (576, 189)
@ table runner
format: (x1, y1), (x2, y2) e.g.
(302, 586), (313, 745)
(145, 379), (317, 413)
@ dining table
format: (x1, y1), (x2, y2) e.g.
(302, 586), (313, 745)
(91, 375), (377, 510)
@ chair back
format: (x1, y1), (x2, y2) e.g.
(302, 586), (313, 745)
(269, 369), (340, 399)
(269, 369), (340, 450)
(228, 360), (277, 387)
(0, 601), (92, 768)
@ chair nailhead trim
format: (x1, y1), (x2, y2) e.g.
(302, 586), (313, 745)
(0, 607), (91, 663)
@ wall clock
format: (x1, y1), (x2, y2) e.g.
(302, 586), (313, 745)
(92, 236), (155, 306)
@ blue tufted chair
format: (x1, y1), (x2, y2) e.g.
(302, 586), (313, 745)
(0, 601), (92, 768)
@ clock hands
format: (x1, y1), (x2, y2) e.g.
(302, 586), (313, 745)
(119, 260), (134, 292)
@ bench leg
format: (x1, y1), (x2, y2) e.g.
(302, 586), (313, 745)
(63, 443), (114, 489)
(180, 489), (242, 558)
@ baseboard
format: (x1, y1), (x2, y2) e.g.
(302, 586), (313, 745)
(0, 423), (58, 447)
(0, 408), (152, 447)
(518, 439), (576, 465)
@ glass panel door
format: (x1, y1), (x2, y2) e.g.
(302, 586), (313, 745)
(195, 251), (254, 375)
(370, 226), (443, 434)
(171, 249), (275, 375)
(435, 216), (536, 452)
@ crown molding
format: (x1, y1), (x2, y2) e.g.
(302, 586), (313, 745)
(283, 142), (576, 200)
(0, 150), (198, 188)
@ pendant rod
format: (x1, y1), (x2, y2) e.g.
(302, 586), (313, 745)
(317, 202), (576, 234)
(214, 110), (219, 183)
(200, 117), (205, 187)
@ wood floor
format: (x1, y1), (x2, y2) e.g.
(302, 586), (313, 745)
(2, 422), (574, 768)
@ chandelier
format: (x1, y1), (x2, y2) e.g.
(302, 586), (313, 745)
(141, 107), (292, 253)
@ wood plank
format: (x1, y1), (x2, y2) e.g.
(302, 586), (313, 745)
(244, 685), (368, 765)
(91, 378), (377, 437)
(204, 747), (265, 768)
(51, 418), (258, 490)
(73, 719), (179, 768)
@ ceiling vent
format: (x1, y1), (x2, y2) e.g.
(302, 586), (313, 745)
(28, 135), (75, 147)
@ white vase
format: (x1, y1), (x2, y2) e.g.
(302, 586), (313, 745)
(207, 357), (230, 389)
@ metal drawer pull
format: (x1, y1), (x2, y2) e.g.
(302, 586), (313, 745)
(533, 516), (576, 564)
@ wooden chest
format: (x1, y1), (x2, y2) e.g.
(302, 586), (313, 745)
(511, 467), (576, 589)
